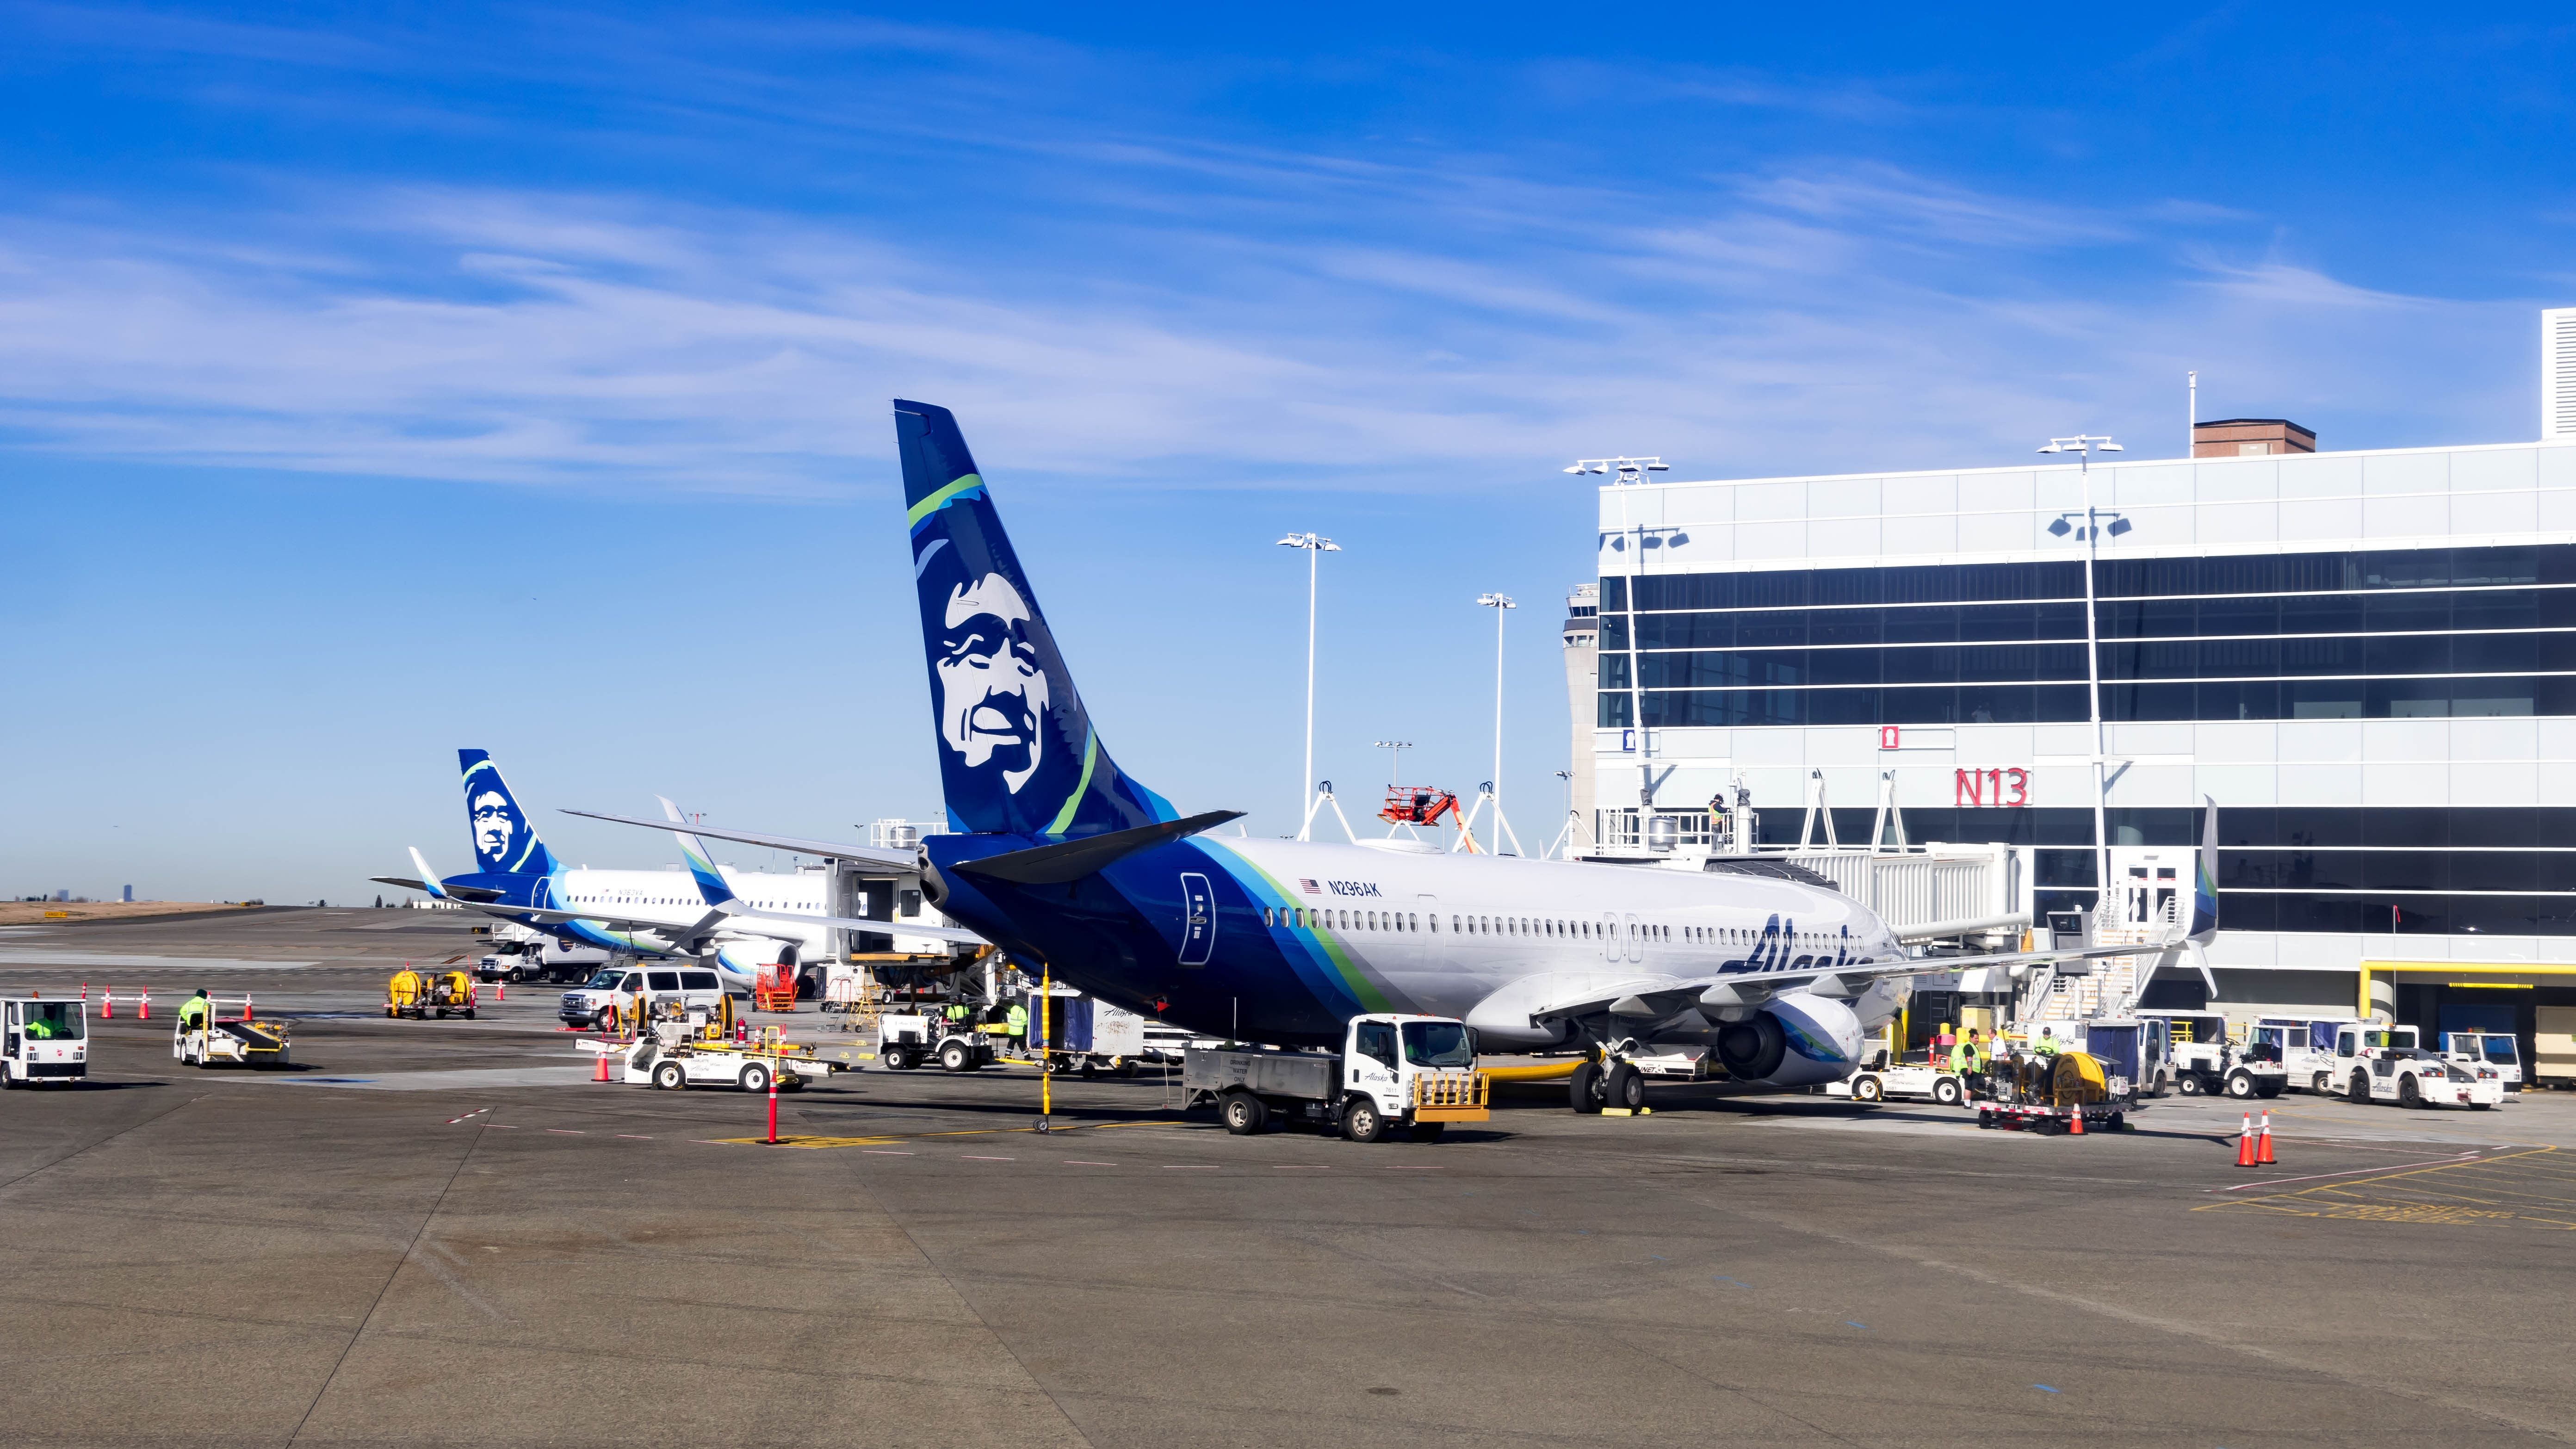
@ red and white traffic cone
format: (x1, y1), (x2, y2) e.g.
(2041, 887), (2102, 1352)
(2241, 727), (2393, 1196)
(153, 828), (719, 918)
(2255, 1110), (2277, 1165)
(593, 1049), (611, 1083)
(139, 988), (150, 1020)
(2235, 1112), (2257, 1167)
(80, 983), (88, 1006)
(101, 990), (113, 1021)
(2069, 1101), (2085, 1135)
(494, 976), (505, 1001)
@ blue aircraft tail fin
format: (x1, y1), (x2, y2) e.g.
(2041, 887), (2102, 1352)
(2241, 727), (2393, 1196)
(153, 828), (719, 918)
(458, 749), (561, 877)
(895, 400), (1179, 837)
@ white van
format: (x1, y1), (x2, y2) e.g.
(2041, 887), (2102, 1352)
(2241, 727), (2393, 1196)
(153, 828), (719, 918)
(558, 965), (731, 1031)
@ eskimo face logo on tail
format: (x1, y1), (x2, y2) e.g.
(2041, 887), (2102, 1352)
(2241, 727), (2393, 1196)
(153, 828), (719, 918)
(935, 573), (1050, 795)
(471, 790), (523, 871)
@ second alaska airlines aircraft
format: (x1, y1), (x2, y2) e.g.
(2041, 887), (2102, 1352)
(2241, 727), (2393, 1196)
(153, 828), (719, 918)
(373, 751), (968, 989)
(581, 401), (2211, 1109)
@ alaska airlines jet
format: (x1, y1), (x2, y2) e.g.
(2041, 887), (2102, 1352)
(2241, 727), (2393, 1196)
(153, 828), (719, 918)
(578, 401), (2212, 1109)
(372, 751), (967, 988)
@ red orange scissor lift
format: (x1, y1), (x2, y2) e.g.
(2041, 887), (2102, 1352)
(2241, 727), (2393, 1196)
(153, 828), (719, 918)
(1378, 786), (1484, 853)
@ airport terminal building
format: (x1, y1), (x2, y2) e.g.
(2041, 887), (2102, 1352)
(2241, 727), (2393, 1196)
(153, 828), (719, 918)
(1565, 334), (2576, 1050)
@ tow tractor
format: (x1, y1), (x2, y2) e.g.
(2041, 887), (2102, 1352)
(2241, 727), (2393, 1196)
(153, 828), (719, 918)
(1974, 1052), (2140, 1133)
(174, 995), (291, 1070)
(1183, 1013), (1489, 1143)
(1824, 1038), (1967, 1106)
(2341, 1042), (2502, 1110)
(2140, 1010), (2284, 1099)
(876, 1009), (999, 1073)
(582, 995), (846, 1092)
(2440, 1030), (2522, 1093)
(1, 997), (87, 1087)
(386, 967), (477, 1021)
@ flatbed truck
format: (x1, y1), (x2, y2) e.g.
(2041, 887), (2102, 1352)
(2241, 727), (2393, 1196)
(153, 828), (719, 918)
(1183, 1013), (1488, 1143)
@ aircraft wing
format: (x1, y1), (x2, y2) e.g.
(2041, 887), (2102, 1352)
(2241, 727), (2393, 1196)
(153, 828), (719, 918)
(560, 809), (917, 870)
(1519, 930), (2190, 1025)
(738, 909), (987, 947)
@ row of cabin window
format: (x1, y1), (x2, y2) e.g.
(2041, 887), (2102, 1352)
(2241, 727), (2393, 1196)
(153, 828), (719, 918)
(575, 894), (811, 910)
(1257, 908), (1834, 950)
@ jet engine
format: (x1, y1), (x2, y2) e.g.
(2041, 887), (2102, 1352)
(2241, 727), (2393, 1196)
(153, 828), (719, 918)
(1711, 992), (1862, 1088)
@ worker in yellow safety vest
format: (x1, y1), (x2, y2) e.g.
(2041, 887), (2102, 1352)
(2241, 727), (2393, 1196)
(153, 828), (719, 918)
(2033, 1025), (2062, 1057)
(179, 989), (211, 1031)
(1947, 1032), (1975, 1075)
(1005, 1001), (1028, 1041)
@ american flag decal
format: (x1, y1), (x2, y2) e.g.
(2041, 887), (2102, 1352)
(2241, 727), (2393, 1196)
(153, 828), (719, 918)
(1299, 878), (1320, 893)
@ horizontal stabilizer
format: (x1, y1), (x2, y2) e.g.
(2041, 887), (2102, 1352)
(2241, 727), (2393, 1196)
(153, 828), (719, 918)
(952, 810), (1245, 886)
(369, 876), (427, 893)
(560, 809), (916, 870)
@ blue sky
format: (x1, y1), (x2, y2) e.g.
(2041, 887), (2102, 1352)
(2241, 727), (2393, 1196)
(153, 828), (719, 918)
(5, 3), (2571, 901)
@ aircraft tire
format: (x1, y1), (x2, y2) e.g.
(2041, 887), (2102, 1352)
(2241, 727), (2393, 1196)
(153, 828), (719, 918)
(1606, 1062), (1646, 1112)
(1568, 1061), (1604, 1115)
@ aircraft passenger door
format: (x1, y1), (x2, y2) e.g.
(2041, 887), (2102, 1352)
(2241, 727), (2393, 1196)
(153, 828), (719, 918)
(1177, 873), (1216, 967)
(1623, 913), (1643, 963)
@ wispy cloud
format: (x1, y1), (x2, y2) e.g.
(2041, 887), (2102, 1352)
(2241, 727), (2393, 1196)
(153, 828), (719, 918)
(0, 10), (2540, 495)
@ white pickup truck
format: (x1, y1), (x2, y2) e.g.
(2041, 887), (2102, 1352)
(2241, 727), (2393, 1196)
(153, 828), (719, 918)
(1183, 1014), (1488, 1143)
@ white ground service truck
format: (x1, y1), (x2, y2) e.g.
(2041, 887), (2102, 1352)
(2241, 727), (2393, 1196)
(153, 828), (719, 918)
(2262, 1019), (2421, 1096)
(0, 998), (87, 1087)
(2441, 1030), (2523, 1092)
(1183, 1014), (1489, 1143)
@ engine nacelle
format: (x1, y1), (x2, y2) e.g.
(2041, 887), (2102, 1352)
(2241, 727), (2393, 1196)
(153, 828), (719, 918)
(1712, 993), (1862, 1088)
(712, 940), (795, 992)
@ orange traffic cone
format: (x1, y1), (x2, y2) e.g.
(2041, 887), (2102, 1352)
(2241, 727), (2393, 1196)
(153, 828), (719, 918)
(593, 1049), (611, 1083)
(101, 990), (112, 1021)
(495, 977), (505, 1001)
(2235, 1112), (2256, 1167)
(139, 988), (150, 1020)
(2068, 1102), (2085, 1135)
(2255, 1110), (2276, 1165)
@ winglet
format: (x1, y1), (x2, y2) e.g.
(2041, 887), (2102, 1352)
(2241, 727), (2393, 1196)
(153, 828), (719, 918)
(659, 797), (739, 908)
(408, 847), (451, 901)
(2189, 794), (2220, 945)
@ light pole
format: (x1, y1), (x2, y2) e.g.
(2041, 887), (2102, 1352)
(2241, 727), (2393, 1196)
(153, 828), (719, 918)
(1277, 532), (1340, 840)
(2038, 434), (2124, 925)
(1566, 458), (1668, 822)
(1477, 593), (1516, 843)
(1374, 740), (1412, 786)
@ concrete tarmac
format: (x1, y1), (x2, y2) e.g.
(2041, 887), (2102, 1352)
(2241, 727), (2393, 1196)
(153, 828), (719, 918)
(1, 909), (2572, 1446)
